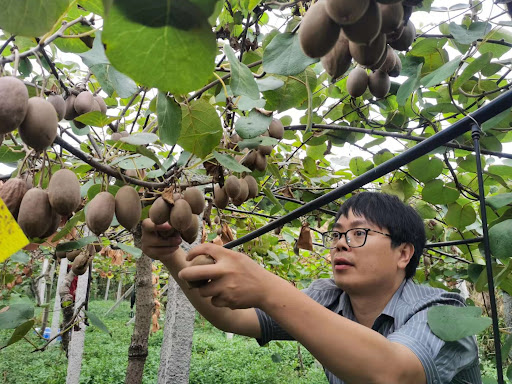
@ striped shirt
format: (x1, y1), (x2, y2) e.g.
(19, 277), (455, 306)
(255, 278), (481, 384)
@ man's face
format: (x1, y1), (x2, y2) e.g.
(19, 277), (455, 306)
(329, 209), (408, 295)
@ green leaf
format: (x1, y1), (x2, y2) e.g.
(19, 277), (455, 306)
(414, 201), (437, 220)
(120, 133), (159, 146)
(84, 311), (112, 336)
(420, 56), (462, 87)
(80, 0), (104, 15)
(212, 151), (251, 173)
(478, 28), (512, 58)
(0, 319), (34, 349)
(427, 305), (491, 341)
(421, 180), (460, 204)
(0, 146), (27, 163)
(56, 236), (97, 252)
(444, 203), (476, 229)
(349, 157), (373, 176)
(116, 243), (142, 259)
(8, 251), (30, 264)
(116, 155), (155, 170)
(237, 136), (278, 150)
(52, 210), (85, 242)
(468, 263), (485, 283)
(225, 44), (260, 99)
(481, 108), (511, 133)
(449, 22), (491, 45)
(235, 110), (272, 139)
(407, 156), (443, 183)
(452, 52), (492, 90)
(263, 187), (283, 211)
(102, 2), (216, 94)
(0, 0), (70, 37)
(79, 32), (109, 67)
(255, 77), (284, 92)
(157, 92), (182, 146)
(489, 220), (512, 259)
(90, 64), (138, 99)
(178, 100), (223, 159)
(263, 32), (318, 76)
(135, 146), (163, 171)
(486, 192), (512, 210)
(0, 303), (34, 329)
(74, 111), (120, 127)
(236, 96), (266, 111)
(397, 63), (422, 106)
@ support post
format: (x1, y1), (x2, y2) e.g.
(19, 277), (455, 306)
(50, 258), (69, 345)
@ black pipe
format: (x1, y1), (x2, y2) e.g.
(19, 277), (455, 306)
(424, 237), (483, 248)
(224, 89), (512, 249)
(472, 124), (504, 384)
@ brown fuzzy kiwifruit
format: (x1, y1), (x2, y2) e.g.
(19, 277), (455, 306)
(149, 197), (171, 225)
(66, 249), (81, 262)
(17, 188), (52, 238)
(227, 133), (241, 149)
(115, 185), (141, 230)
(378, 46), (396, 73)
(0, 178), (29, 219)
(242, 150), (258, 170)
(0, 133), (3, 146)
(388, 53), (402, 77)
(389, 20), (416, 51)
(71, 253), (89, 275)
(298, 1), (341, 58)
(181, 214), (199, 244)
(225, 176), (241, 199)
(64, 94), (78, 120)
(47, 94), (66, 121)
(386, 24), (404, 43)
(183, 187), (205, 215)
(213, 184), (229, 209)
(18, 97), (58, 150)
(368, 70), (391, 98)
(111, 132), (122, 141)
(346, 67), (369, 97)
(40, 208), (61, 238)
(56, 250), (66, 260)
(254, 151), (267, 172)
(369, 45), (389, 71)
(342, 0), (382, 45)
(74, 91), (95, 115)
(232, 178), (249, 206)
(94, 96), (107, 114)
(85, 192), (115, 236)
(169, 199), (193, 232)
(325, 0), (370, 25)
(379, 3), (404, 34)
(349, 33), (386, 67)
(244, 175), (259, 199)
(321, 33), (352, 79)
(187, 254), (215, 288)
(120, 131), (130, 138)
(258, 144), (272, 156)
(48, 169), (81, 216)
(125, 169), (146, 179)
(0, 76), (29, 135)
(268, 119), (284, 140)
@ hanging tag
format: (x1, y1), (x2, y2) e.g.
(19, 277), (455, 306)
(0, 198), (29, 262)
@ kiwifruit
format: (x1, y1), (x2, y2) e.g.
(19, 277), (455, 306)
(378, 46), (396, 73)
(0, 178), (29, 219)
(232, 178), (249, 206)
(325, 0), (370, 25)
(0, 76), (29, 135)
(242, 150), (258, 170)
(254, 151), (267, 172)
(213, 216), (221, 224)
(94, 243), (102, 252)
(64, 94), (78, 120)
(94, 96), (107, 114)
(56, 250), (66, 259)
(244, 175), (259, 199)
(342, 0), (382, 45)
(388, 53), (402, 77)
(183, 187), (205, 215)
(369, 45), (389, 70)
(120, 131), (130, 137)
(18, 97), (58, 150)
(0, 133), (3, 145)
(299, 1), (341, 58)
(213, 184), (229, 209)
(66, 249), (81, 262)
(387, 24), (404, 43)
(74, 91), (95, 115)
(92, 99), (101, 112)
(216, 227), (222, 235)
(258, 145), (272, 156)
(181, 214), (199, 244)
(85, 192), (115, 236)
(169, 199), (193, 232)
(349, 33), (386, 67)
(111, 132), (122, 141)
(379, 3), (404, 34)
(368, 70), (391, 98)
(17, 188), (52, 238)
(321, 33), (352, 79)
(225, 176), (241, 199)
(389, 20), (416, 51)
(149, 196), (171, 225)
(48, 169), (81, 216)
(125, 169), (146, 178)
(40, 207), (61, 238)
(346, 67), (369, 97)
(173, 192), (182, 202)
(228, 133), (241, 149)
(115, 185), (141, 230)
(187, 254), (215, 288)
(47, 94), (66, 121)
(268, 119), (284, 140)
(71, 253), (89, 275)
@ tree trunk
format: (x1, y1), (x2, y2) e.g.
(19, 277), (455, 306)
(41, 258), (55, 331)
(125, 224), (153, 384)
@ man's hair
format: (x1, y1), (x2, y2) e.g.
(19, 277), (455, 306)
(335, 192), (426, 279)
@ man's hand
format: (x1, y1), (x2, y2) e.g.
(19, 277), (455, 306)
(178, 243), (280, 310)
(141, 218), (182, 263)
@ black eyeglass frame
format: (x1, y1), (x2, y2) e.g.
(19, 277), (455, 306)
(322, 228), (392, 249)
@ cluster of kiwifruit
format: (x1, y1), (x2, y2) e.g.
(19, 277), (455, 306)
(63, 89), (107, 128)
(85, 185), (142, 236)
(299, 0), (416, 99)
(213, 175), (259, 209)
(111, 131), (130, 141)
(148, 187), (205, 244)
(239, 119), (284, 171)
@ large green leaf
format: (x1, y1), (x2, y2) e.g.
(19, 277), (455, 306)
(486, 192), (512, 210)
(235, 110), (272, 139)
(84, 311), (112, 336)
(489, 219), (512, 259)
(102, 2), (217, 94)
(120, 133), (159, 146)
(262, 32), (318, 76)
(74, 111), (120, 127)
(0, 303), (34, 329)
(157, 92), (182, 146)
(0, 146), (26, 164)
(408, 156), (443, 183)
(225, 44), (259, 100)
(116, 243), (142, 259)
(0, 319), (34, 349)
(452, 52), (492, 90)
(478, 28), (512, 58)
(420, 56), (462, 88)
(427, 306), (491, 341)
(397, 63), (422, 106)
(56, 236), (97, 252)
(445, 203), (476, 229)
(80, 0), (104, 16)
(349, 157), (374, 176)
(178, 100), (223, 159)
(212, 151), (251, 173)
(422, 180), (460, 204)
(0, 0), (70, 37)
(449, 22), (491, 45)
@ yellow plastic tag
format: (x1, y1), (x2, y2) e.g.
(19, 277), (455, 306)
(0, 198), (29, 262)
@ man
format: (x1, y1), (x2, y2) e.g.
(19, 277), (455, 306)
(142, 192), (481, 383)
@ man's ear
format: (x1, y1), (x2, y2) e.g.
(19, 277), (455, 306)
(397, 243), (415, 270)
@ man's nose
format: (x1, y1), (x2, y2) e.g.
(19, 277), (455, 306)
(334, 233), (350, 251)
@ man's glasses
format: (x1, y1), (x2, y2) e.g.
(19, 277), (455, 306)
(322, 228), (391, 249)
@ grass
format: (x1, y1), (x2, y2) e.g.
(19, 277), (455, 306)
(0, 300), (327, 384)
